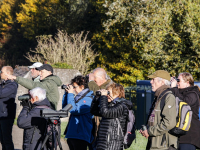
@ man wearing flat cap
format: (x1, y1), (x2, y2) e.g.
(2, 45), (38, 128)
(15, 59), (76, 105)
(5, 64), (62, 110)
(140, 70), (178, 150)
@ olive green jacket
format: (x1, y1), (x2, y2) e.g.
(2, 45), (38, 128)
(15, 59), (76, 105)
(147, 91), (178, 150)
(88, 79), (113, 94)
(16, 75), (62, 110)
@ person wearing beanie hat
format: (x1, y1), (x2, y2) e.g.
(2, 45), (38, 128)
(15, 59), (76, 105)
(140, 70), (178, 150)
(4, 64), (62, 110)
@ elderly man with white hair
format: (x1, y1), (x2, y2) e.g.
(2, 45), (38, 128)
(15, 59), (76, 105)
(88, 68), (112, 94)
(17, 87), (51, 150)
(140, 70), (178, 150)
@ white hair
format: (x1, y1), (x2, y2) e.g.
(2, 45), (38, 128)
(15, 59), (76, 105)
(157, 77), (171, 86)
(29, 87), (46, 102)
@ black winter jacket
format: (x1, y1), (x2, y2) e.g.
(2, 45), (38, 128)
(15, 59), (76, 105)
(0, 80), (18, 119)
(171, 86), (200, 148)
(17, 98), (51, 150)
(90, 96), (133, 150)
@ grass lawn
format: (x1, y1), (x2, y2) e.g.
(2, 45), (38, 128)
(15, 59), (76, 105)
(61, 122), (148, 150)
(124, 130), (147, 150)
(61, 121), (68, 139)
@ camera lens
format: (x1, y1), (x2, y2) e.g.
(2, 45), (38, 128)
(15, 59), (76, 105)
(96, 91), (101, 96)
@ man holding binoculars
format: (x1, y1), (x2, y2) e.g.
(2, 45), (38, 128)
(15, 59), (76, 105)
(0, 66), (18, 150)
(17, 87), (51, 150)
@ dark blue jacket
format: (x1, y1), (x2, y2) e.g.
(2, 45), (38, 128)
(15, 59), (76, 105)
(62, 88), (94, 143)
(0, 80), (18, 119)
(17, 98), (51, 150)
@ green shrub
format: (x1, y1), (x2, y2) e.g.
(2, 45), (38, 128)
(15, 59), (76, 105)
(52, 63), (73, 69)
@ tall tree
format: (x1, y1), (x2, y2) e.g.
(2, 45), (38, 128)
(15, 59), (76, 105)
(92, 0), (200, 85)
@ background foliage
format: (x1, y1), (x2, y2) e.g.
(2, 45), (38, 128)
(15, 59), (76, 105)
(0, 0), (200, 84)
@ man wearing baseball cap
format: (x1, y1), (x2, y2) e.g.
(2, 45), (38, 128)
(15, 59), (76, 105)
(140, 70), (178, 150)
(28, 62), (43, 82)
(5, 64), (62, 110)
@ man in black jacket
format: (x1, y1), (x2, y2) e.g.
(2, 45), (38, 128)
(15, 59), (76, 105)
(0, 66), (18, 150)
(17, 87), (51, 150)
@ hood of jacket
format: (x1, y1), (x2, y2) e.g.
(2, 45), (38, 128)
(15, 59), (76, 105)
(41, 75), (62, 86)
(116, 98), (133, 110)
(178, 85), (200, 96)
(32, 98), (51, 107)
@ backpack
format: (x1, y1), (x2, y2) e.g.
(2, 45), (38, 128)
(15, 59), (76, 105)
(116, 104), (136, 149)
(160, 91), (192, 137)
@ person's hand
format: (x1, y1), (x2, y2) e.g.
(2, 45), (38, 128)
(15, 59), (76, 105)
(20, 100), (29, 107)
(89, 73), (95, 81)
(170, 77), (177, 88)
(66, 84), (74, 93)
(139, 129), (149, 139)
(4, 72), (16, 80)
(100, 89), (108, 96)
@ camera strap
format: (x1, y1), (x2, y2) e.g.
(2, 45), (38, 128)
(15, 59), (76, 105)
(75, 89), (91, 103)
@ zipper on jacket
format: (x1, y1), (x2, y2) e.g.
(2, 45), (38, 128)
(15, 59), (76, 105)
(161, 133), (166, 147)
(107, 133), (110, 143)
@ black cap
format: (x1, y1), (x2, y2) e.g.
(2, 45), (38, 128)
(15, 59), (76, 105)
(36, 64), (53, 73)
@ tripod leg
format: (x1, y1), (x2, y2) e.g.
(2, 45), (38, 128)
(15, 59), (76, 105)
(52, 129), (57, 150)
(56, 132), (63, 150)
(40, 131), (52, 150)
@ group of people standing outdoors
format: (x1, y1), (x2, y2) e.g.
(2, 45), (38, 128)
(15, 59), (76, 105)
(62, 68), (133, 150)
(0, 62), (199, 150)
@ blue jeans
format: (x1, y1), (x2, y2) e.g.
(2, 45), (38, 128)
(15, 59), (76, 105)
(178, 143), (196, 150)
(0, 119), (14, 150)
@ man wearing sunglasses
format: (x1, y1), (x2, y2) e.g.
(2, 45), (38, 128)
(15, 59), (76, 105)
(28, 62), (43, 82)
(0, 66), (18, 150)
(5, 64), (62, 110)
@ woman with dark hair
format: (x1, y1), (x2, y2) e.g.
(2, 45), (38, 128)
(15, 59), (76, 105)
(62, 75), (94, 150)
(171, 72), (200, 150)
(90, 83), (133, 150)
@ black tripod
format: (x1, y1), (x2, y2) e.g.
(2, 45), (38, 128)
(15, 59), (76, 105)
(40, 117), (63, 150)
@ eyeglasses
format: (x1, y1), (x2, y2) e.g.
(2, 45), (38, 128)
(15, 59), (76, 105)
(73, 86), (79, 89)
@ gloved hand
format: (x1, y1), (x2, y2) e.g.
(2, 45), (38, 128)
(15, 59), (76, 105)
(20, 100), (30, 107)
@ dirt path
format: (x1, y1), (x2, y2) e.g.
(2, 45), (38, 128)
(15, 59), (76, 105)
(0, 125), (69, 150)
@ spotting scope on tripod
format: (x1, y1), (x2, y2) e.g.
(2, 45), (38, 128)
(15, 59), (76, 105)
(40, 104), (72, 150)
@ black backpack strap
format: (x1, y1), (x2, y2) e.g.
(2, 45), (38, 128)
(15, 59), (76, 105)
(160, 89), (172, 111)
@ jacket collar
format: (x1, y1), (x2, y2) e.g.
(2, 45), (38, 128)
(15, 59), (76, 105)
(155, 85), (170, 97)
(32, 98), (51, 107)
(99, 79), (112, 88)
